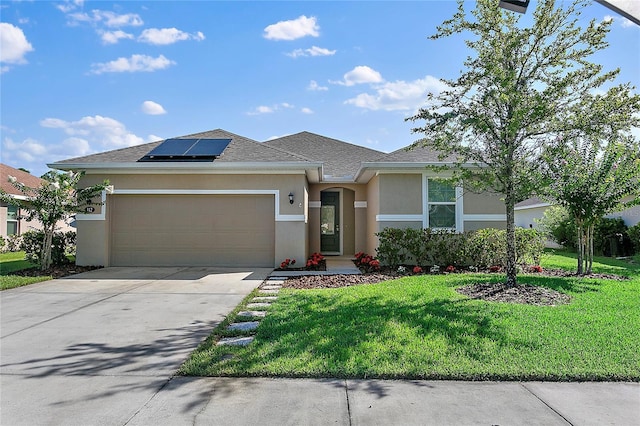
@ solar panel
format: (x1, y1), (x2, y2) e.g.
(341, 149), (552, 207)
(139, 138), (231, 162)
(185, 139), (231, 156)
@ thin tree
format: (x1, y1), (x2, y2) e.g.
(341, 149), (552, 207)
(0, 171), (108, 270)
(541, 134), (640, 274)
(408, 0), (640, 286)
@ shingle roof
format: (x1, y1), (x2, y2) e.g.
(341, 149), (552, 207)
(263, 131), (384, 178)
(54, 129), (310, 165)
(1, 164), (44, 196)
(374, 144), (456, 163)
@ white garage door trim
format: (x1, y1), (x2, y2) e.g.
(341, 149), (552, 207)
(77, 189), (305, 222)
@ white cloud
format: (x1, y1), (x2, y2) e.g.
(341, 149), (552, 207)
(90, 54), (175, 74)
(40, 115), (146, 149)
(308, 80), (328, 91)
(0, 23), (34, 69)
(56, 0), (84, 14)
(287, 46), (336, 58)
(100, 30), (134, 45)
(621, 17), (636, 28)
(65, 9), (143, 28)
(301, 107), (314, 114)
(332, 65), (384, 86)
(92, 10), (143, 27)
(603, 15), (614, 23)
(246, 103), (295, 115)
(141, 100), (167, 115)
(263, 15), (319, 41)
(138, 27), (205, 45)
(345, 75), (448, 111)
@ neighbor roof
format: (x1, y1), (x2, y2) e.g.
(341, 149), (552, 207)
(1, 164), (44, 197)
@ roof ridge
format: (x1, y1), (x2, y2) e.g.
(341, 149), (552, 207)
(269, 131), (385, 156)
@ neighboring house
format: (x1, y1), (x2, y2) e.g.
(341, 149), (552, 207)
(0, 164), (74, 239)
(49, 129), (507, 267)
(515, 196), (640, 229)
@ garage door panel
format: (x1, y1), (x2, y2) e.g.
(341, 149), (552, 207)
(110, 195), (275, 267)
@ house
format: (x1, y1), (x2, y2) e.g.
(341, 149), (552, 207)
(1, 164), (76, 240)
(49, 129), (507, 267)
(515, 196), (640, 230)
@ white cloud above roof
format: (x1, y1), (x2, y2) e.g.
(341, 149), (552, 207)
(89, 54), (175, 74)
(0, 23), (34, 70)
(141, 101), (167, 115)
(332, 65), (384, 86)
(100, 30), (134, 45)
(40, 115), (147, 150)
(247, 103), (295, 115)
(301, 107), (314, 114)
(263, 15), (319, 40)
(287, 46), (336, 58)
(138, 28), (205, 45)
(345, 75), (447, 111)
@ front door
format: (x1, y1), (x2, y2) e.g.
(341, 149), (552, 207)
(320, 191), (340, 253)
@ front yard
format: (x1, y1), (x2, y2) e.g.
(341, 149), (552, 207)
(0, 251), (52, 290)
(180, 252), (640, 381)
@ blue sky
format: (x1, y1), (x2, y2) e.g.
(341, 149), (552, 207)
(1, 0), (638, 177)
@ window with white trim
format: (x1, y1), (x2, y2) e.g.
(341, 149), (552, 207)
(6, 205), (18, 235)
(427, 180), (456, 229)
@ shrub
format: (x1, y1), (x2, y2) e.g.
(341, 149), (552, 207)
(20, 230), (76, 267)
(537, 205), (576, 248)
(628, 223), (640, 254)
(412, 266), (423, 274)
(6, 234), (22, 252)
(0, 235), (4, 253)
(376, 227), (545, 269)
(596, 217), (632, 257)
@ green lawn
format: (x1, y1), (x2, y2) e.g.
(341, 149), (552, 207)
(180, 252), (640, 381)
(0, 251), (51, 290)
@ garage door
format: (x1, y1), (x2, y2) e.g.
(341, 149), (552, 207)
(110, 195), (275, 267)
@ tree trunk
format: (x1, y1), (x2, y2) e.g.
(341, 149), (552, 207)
(576, 219), (584, 275)
(586, 223), (594, 274)
(505, 186), (517, 287)
(41, 225), (54, 271)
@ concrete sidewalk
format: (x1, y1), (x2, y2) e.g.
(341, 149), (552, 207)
(127, 378), (640, 425)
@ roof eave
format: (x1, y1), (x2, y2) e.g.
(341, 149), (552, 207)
(48, 161), (324, 181)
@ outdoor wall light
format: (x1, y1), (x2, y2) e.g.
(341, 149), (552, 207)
(499, 0), (529, 13)
(288, 192), (295, 204)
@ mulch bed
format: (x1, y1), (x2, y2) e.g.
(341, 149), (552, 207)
(282, 268), (629, 305)
(9, 264), (102, 279)
(457, 282), (572, 306)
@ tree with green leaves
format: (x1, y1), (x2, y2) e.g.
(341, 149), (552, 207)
(0, 171), (108, 270)
(540, 134), (640, 274)
(408, 0), (640, 286)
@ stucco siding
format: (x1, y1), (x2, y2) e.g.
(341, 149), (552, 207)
(463, 190), (505, 215)
(464, 221), (507, 231)
(379, 174), (422, 215)
(366, 175), (380, 255)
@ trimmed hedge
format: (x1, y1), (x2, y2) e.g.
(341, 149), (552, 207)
(376, 227), (545, 269)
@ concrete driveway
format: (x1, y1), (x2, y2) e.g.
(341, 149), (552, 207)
(0, 267), (269, 425)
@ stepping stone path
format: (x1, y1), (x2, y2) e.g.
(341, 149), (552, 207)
(219, 279), (282, 346)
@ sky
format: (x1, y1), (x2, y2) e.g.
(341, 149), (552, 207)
(1, 0), (639, 177)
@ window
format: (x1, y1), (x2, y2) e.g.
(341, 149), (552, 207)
(427, 180), (456, 229)
(6, 205), (18, 235)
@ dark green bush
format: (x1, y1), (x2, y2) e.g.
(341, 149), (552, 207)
(628, 223), (640, 254)
(376, 227), (545, 268)
(20, 230), (76, 267)
(596, 217), (633, 257)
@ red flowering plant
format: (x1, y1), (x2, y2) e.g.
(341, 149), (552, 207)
(413, 266), (423, 274)
(305, 252), (326, 271)
(445, 265), (455, 273)
(489, 265), (502, 273)
(354, 252), (380, 272)
(529, 265), (543, 273)
(279, 258), (296, 270)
